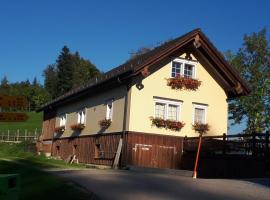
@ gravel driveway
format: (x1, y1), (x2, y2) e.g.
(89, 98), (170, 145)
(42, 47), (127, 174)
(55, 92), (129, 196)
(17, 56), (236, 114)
(54, 169), (270, 200)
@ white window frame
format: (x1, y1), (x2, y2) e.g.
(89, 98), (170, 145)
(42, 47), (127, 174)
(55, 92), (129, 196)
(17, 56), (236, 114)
(59, 114), (67, 128)
(171, 58), (197, 79)
(77, 109), (86, 125)
(106, 99), (114, 120)
(153, 97), (182, 121)
(192, 103), (208, 124)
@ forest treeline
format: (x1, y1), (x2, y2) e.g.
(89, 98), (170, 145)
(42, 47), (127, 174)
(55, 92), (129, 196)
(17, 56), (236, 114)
(0, 46), (101, 110)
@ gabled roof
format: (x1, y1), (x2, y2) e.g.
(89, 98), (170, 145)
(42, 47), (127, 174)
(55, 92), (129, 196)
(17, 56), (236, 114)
(37, 28), (250, 112)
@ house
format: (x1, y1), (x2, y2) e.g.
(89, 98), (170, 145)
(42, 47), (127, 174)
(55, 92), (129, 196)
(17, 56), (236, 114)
(37, 29), (250, 169)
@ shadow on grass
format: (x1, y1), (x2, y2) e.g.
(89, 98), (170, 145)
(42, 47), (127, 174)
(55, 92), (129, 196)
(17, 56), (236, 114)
(0, 142), (99, 200)
(0, 159), (99, 200)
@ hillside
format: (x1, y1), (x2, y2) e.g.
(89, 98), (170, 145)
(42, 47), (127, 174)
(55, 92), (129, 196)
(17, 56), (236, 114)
(0, 112), (42, 134)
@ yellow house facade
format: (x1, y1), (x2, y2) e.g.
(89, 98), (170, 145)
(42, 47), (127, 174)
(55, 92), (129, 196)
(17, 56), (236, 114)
(37, 29), (250, 169)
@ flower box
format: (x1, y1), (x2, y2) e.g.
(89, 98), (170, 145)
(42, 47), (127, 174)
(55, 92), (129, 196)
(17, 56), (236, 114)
(150, 117), (185, 131)
(192, 123), (210, 134)
(54, 126), (65, 133)
(167, 75), (201, 91)
(70, 123), (85, 131)
(99, 119), (112, 129)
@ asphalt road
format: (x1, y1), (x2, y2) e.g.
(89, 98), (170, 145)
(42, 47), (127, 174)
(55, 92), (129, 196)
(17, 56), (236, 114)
(54, 169), (270, 200)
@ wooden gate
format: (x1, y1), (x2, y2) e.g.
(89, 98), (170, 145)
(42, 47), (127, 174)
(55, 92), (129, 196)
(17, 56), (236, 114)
(126, 132), (184, 169)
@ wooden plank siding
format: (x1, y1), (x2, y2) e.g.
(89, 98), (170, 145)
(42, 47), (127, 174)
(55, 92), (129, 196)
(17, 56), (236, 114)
(42, 109), (56, 140)
(49, 132), (184, 169)
(51, 133), (122, 166)
(125, 132), (184, 169)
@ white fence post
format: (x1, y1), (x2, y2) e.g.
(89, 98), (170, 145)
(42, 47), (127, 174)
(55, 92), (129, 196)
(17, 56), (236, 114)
(7, 130), (9, 141)
(34, 128), (37, 140)
(25, 129), (27, 141)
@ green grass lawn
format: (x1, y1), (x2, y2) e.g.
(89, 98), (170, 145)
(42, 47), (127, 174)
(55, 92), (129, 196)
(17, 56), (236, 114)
(0, 142), (97, 200)
(0, 112), (42, 134)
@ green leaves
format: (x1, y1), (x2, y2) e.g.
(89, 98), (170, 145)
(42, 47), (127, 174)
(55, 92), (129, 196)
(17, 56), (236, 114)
(43, 46), (101, 99)
(227, 28), (270, 134)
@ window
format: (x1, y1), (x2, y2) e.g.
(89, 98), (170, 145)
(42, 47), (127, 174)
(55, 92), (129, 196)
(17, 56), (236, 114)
(94, 144), (104, 159)
(171, 58), (196, 78)
(172, 62), (182, 77)
(106, 99), (113, 120)
(155, 103), (166, 119)
(193, 104), (207, 124)
(154, 98), (182, 121)
(168, 104), (178, 121)
(184, 64), (194, 78)
(59, 114), (66, 127)
(77, 109), (86, 124)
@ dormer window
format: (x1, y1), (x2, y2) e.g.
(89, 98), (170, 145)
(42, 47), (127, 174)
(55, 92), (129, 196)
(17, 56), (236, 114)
(171, 58), (196, 78)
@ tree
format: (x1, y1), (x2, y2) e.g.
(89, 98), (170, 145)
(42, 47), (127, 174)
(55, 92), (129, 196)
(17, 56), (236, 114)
(71, 52), (100, 88)
(56, 46), (74, 96)
(129, 47), (152, 60)
(43, 64), (58, 99)
(43, 46), (101, 98)
(226, 28), (270, 134)
(0, 75), (9, 95)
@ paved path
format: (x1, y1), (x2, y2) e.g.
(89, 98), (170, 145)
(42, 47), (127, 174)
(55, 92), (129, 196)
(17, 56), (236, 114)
(54, 169), (270, 200)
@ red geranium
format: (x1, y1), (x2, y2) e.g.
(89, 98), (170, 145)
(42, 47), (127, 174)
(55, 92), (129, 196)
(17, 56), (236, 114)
(167, 75), (201, 91)
(70, 123), (85, 131)
(150, 117), (185, 131)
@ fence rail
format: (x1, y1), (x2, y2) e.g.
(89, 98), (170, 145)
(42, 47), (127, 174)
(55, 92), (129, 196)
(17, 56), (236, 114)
(183, 132), (270, 157)
(0, 129), (41, 143)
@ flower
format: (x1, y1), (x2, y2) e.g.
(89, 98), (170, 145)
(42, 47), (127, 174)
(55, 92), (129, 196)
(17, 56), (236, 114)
(99, 119), (112, 129)
(192, 122), (210, 134)
(150, 117), (185, 131)
(70, 123), (85, 131)
(167, 75), (201, 91)
(54, 125), (65, 133)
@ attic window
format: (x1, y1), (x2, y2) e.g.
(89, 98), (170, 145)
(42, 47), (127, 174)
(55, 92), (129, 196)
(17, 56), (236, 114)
(171, 58), (196, 78)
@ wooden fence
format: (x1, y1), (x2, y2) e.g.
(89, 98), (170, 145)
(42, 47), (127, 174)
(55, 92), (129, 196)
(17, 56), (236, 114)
(183, 132), (270, 156)
(0, 129), (40, 143)
(182, 132), (270, 178)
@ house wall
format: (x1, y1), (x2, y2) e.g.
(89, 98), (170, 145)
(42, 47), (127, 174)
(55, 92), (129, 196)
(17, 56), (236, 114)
(128, 53), (228, 137)
(55, 85), (127, 137)
(52, 133), (122, 166)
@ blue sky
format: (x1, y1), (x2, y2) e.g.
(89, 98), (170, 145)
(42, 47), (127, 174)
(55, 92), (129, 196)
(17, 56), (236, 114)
(0, 0), (269, 133)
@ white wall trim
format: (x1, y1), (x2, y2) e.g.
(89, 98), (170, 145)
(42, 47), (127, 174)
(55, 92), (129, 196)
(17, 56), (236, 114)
(171, 57), (197, 79)
(153, 97), (183, 121)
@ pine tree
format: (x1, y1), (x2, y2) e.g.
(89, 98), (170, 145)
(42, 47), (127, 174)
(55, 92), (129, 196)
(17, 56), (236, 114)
(56, 46), (74, 96)
(0, 75), (9, 95)
(43, 64), (58, 99)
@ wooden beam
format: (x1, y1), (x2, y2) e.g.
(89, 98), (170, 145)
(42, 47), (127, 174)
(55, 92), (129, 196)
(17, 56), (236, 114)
(113, 138), (123, 169)
(141, 66), (150, 77)
(193, 34), (201, 48)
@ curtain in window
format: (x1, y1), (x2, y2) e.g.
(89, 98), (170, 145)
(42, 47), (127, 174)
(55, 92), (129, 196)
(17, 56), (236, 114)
(155, 103), (165, 119)
(168, 104), (178, 121)
(194, 108), (205, 123)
